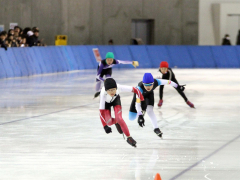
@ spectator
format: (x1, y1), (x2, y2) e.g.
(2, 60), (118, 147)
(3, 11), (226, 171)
(236, 30), (240, 45)
(0, 32), (8, 50)
(22, 27), (32, 36)
(14, 26), (20, 38)
(5, 40), (10, 47)
(0, 25), (45, 48)
(8, 34), (18, 47)
(27, 29), (39, 47)
(1, 31), (8, 40)
(131, 38), (144, 45)
(222, 34), (231, 45)
(108, 39), (113, 45)
(20, 36), (28, 47)
(8, 29), (14, 36)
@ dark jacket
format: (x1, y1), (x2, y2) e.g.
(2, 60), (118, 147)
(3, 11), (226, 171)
(0, 39), (7, 50)
(27, 35), (39, 47)
(222, 38), (231, 45)
(237, 30), (240, 45)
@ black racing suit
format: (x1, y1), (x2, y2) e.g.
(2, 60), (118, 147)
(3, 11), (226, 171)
(159, 68), (188, 102)
(130, 79), (159, 113)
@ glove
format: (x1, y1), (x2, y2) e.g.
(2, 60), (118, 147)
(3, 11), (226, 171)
(132, 87), (144, 101)
(132, 61), (139, 68)
(177, 84), (186, 91)
(104, 125), (112, 134)
(138, 115), (145, 127)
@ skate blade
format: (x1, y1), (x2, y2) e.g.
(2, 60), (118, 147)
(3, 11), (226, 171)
(158, 133), (163, 139)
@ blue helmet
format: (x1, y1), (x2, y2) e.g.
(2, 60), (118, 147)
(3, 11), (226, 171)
(142, 73), (154, 86)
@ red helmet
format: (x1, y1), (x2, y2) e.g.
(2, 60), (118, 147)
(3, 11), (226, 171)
(160, 61), (169, 68)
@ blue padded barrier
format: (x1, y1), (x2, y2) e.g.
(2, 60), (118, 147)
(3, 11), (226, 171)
(235, 46), (240, 66)
(71, 45), (95, 70)
(17, 48), (35, 75)
(50, 46), (68, 72)
(48, 47), (62, 72)
(0, 49), (7, 78)
(27, 47), (42, 74)
(70, 46), (85, 70)
(47, 46), (61, 72)
(166, 46), (194, 68)
(146, 45), (172, 68)
(228, 46), (240, 68)
(56, 46), (71, 72)
(61, 46), (78, 71)
(113, 45), (134, 69)
(34, 47), (50, 73)
(5, 48), (22, 77)
(129, 45), (153, 68)
(9, 48), (32, 76)
(4, 48), (21, 77)
(211, 46), (240, 68)
(33, 47), (50, 73)
(40, 47), (57, 73)
(188, 46), (216, 68)
(0, 45), (240, 80)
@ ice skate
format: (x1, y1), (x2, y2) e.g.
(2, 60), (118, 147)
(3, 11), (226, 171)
(154, 128), (163, 138)
(186, 100), (195, 108)
(158, 100), (163, 107)
(127, 137), (137, 147)
(93, 91), (100, 99)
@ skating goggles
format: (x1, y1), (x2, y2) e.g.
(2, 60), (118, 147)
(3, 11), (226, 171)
(143, 82), (154, 86)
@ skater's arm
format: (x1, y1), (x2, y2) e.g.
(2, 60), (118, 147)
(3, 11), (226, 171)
(156, 79), (178, 88)
(99, 89), (106, 110)
(96, 63), (105, 81)
(99, 89), (107, 127)
(116, 60), (139, 68)
(135, 97), (143, 115)
(116, 60), (132, 65)
(135, 86), (144, 115)
(118, 84), (144, 101)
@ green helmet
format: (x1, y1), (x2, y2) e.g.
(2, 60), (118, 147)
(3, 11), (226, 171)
(105, 52), (114, 59)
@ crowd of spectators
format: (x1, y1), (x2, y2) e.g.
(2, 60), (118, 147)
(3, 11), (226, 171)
(0, 26), (46, 51)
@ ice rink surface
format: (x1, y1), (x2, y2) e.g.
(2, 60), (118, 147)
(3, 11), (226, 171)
(0, 69), (240, 180)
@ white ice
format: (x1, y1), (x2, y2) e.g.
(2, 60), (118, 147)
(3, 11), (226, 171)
(0, 69), (240, 180)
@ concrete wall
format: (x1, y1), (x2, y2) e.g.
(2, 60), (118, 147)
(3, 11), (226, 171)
(0, 0), (198, 45)
(199, 0), (240, 45)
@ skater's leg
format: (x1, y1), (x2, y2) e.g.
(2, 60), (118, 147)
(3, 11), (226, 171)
(102, 104), (116, 126)
(146, 105), (159, 129)
(172, 77), (188, 102)
(172, 78), (194, 108)
(175, 87), (188, 102)
(129, 93), (138, 121)
(114, 105), (130, 137)
(95, 80), (102, 92)
(158, 85), (164, 107)
(159, 85), (164, 100)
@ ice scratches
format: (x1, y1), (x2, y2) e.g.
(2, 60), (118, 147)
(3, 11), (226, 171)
(204, 173), (211, 180)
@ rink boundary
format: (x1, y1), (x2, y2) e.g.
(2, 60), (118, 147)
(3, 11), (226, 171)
(169, 133), (240, 180)
(0, 102), (98, 125)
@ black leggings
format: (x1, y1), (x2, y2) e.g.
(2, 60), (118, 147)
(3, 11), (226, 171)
(159, 78), (188, 102)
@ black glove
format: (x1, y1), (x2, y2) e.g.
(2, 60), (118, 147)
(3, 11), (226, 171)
(138, 115), (145, 127)
(177, 84), (186, 91)
(104, 125), (112, 134)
